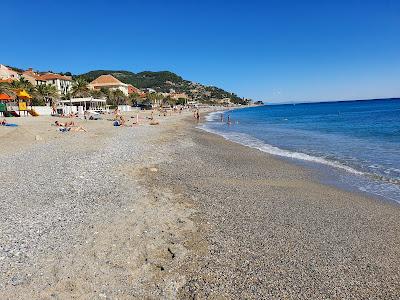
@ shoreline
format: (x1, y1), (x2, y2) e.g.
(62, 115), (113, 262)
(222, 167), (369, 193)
(1, 111), (399, 298)
(200, 109), (400, 205)
(155, 116), (400, 298)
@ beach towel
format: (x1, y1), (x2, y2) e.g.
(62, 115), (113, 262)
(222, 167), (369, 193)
(3, 124), (18, 127)
(58, 127), (71, 132)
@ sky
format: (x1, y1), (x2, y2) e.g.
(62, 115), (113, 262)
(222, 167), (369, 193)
(1, 0), (400, 103)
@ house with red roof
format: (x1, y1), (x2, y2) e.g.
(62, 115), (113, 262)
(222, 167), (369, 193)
(88, 75), (129, 96)
(127, 84), (145, 97)
(35, 73), (72, 95)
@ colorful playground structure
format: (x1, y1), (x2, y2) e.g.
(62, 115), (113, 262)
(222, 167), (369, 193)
(0, 90), (39, 117)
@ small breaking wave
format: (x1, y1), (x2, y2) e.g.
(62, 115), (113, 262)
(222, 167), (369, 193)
(200, 124), (364, 176)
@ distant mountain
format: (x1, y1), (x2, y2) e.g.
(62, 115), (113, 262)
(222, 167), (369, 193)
(77, 70), (247, 104)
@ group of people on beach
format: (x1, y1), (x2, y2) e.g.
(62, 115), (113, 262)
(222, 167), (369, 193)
(220, 113), (238, 125)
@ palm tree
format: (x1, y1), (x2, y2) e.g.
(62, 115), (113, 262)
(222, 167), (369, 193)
(71, 78), (90, 98)
(11, 77), (34, 93)
(90, 89), (106, 99)
(108, 89), (127, 106)
(128, 92), (141, 105)
(0, 82), (14, 97)
(61, 91), (72, 100)
(162, 95), (176, 107)
(34, 84), (60, 106)
(147, 92), (164, 107)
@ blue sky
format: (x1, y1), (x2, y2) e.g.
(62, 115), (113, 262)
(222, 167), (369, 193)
(1, 0), (400, 102)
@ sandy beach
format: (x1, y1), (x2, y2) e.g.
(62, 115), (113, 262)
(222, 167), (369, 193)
(1, 111), (399, 299)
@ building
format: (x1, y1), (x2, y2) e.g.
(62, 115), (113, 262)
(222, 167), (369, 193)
(127, 84), (145, 96)
(144, 88), (156, 93)
(170, 92), (189, 100)
(35, 73), (72, 95)
(21, 68), (40, 85)
(0, 64), (20, 81)
(88, 75), (129, 96)
(0, 78), (14, 84)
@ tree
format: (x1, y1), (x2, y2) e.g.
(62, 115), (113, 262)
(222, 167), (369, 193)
(71, 78), (90, 98)
(0, 82), (14, 97)
(61, 91), (72, 100)
(128, 92), (141, 105)
(33, 84), (59, 106)
(90, 89), (106, 99)
(162, 95), (176, 107)
(11, 77), (35, 94)
(176, 98), (187, 106)
(107, 89), (127, 106)
(146, 92), (164, 107)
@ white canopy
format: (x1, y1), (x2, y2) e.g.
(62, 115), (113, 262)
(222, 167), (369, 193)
(59, 97), (106, 104)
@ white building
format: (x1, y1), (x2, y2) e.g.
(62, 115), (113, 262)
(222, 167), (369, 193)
(0, 64), (20, 80)
(36, 73), (72, 95)
(88, 75), (129, 96)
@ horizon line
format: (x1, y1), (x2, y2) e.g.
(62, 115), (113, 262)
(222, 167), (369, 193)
(265, 97), (400, 105)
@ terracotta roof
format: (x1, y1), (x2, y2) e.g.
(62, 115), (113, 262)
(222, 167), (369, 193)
(127, 84), (144, 95)
(0, 78), (14, 83)
(90, 75), (126, 86)
(36, 73), (72, 81)
(22, 70), (40, 79)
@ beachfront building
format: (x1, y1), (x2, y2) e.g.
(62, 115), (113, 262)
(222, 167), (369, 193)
(58, 97), (107, 114)
(0, 64), (20, 81)
(35, 73), (72, 95)
(88, 75), (129, 96)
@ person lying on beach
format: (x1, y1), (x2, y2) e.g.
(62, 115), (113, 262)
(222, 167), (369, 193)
(58, 126), (87, 132)
(1, 119), (7, 125)
(71, 126), (87, 132)
(55, 120), (75, 127)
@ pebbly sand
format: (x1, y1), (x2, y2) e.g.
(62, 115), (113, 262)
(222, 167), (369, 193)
(0, 111), (399, 299)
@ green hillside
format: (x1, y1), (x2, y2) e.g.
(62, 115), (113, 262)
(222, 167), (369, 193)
(77, 70), (246, 104)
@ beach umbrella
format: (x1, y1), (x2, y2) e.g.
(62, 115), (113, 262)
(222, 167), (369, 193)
(0, 93), (12, 101)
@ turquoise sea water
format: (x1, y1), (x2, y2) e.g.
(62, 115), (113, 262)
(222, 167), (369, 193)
(202, 99), (400, 203)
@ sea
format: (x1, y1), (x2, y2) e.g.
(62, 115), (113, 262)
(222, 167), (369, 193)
(201, 99), (400, 203)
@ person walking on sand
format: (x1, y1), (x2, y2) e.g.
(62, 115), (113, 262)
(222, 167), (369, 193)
(196, 109), (200, 122)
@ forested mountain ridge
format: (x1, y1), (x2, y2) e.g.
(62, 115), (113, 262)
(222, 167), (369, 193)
(77, 70), (246, 104)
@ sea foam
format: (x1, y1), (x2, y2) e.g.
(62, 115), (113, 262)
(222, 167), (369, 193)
(200, 124), (364, 176)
